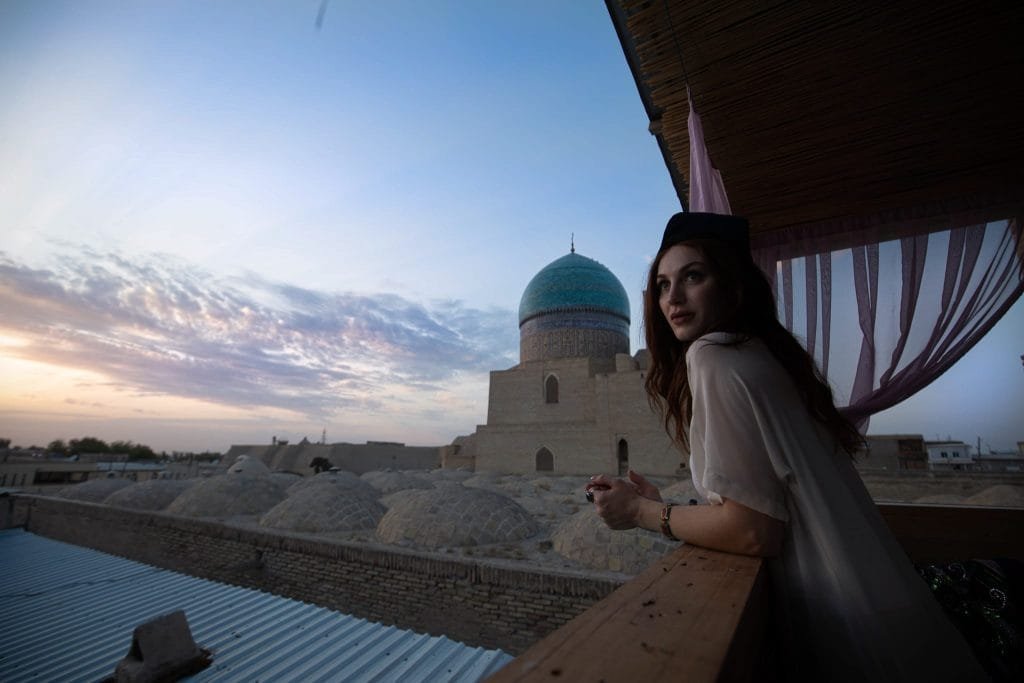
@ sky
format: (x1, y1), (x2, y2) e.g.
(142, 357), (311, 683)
(1, 1), (1021, 454)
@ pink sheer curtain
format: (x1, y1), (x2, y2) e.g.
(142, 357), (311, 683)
(756, 218), (1024, 429)
(687, 90), (1024, 429)
(686, 90), (731, 214)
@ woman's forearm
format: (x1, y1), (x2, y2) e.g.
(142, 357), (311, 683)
(633, 497), (784, 557)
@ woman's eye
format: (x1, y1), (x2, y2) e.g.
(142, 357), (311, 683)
(684, 270), (705, 283)
(657, 280), (670, 292)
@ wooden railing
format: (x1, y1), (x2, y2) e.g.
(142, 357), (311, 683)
(877, 503), (1024, 563)
(487, 544), (769, 682)
(489, 504), (1024, 682)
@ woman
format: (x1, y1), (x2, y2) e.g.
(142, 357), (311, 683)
(588, 212), (984, 681)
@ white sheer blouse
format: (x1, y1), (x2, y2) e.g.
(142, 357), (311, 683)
(686, 332), (985, 681)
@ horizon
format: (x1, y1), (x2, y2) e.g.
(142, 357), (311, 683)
(1, 1), (1022, 455)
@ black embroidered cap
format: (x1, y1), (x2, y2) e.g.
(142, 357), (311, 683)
(659, 212), (750, 253)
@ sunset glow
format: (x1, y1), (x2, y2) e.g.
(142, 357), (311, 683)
(1, 1), (1020, 454)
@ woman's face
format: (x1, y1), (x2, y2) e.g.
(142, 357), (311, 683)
(656, 244), (721, 342)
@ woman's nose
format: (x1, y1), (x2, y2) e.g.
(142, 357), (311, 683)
(668, 282), (684, 303)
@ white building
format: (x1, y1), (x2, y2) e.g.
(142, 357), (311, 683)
(925, 441), (975, 472)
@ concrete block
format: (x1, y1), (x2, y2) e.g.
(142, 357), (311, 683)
(114, 610), (210, 683)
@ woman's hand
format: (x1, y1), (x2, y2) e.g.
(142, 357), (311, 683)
(586, 471), (785, 556)
(590, 475), (640, 529)
(587, 470), (661, 530)
(625, 469), (663, 502)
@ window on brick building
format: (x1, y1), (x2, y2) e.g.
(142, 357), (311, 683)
(536, 447), (554, 471)
(545, 375), (559, 404)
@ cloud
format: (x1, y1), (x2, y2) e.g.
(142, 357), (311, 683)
(0, 249), (518, 419)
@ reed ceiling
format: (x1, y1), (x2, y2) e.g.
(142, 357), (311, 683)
(607, 0), (1024, 255)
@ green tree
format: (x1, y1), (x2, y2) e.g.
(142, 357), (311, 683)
(69, 436), (110, 454)
(0, 438), (10, 449)
(128, 443), (157, 460)
(47, 439), (68, 455)
(109, 440), (133, 455)
(102, 439), (158, 460)
(310, 456), (332, 473)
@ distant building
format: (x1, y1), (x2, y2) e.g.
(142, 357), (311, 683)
(226, 439), (441, 475)
(457, 250), (681, 476)
(973, 449), (1024, 473)
(857, 434), (928, 471)
(0, 455), (179, 493)
(925, 441), (975, 472)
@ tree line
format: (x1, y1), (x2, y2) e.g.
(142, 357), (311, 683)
(1, 437), (224, 462)
(50, 437), (159, 459)
(0, 436), (158, 459)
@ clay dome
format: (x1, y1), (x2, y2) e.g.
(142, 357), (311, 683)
(57, 476), (133, 502)
(376, 483), (539, 548)
(288, 470), (380, 500)
(261, 485), (385, 533)
(361, 470), (434, 495)
(165, 474), (286, 518)
(104, 478), (195, 511)
(963, 485), (1024, 507)
(517, 252), (630, 362)
(227, 454), (271, 476)
(551, 508), (676, 575)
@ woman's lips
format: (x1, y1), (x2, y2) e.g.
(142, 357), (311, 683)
(671, 312), (694, 324)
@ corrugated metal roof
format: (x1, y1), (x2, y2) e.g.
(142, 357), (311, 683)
(96, 462), (166, 471)
(0, 529), (513, 682)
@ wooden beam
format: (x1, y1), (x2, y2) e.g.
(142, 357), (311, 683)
(486, 545), (766, 682)
(879, 503), (1024, 563)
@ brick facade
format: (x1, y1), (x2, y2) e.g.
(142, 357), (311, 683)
(472, 352), (684, 476)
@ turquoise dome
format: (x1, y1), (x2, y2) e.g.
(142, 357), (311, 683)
(518, 252), (630, 325)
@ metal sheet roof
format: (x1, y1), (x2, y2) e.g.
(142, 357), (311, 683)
(0, 529), (513, 682)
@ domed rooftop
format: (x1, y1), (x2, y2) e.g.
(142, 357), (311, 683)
(518, 252), (630, 325)
(166, 474), (286, 518)
(288, 470), (380, 500)
(552, 509), (677, 575)
(57, 476), (132, 503)
(376, 483), (539, 549)
(963, 485), (1024, 506)
(261, 485), (385, 533)
(227, 454), (271, 476)
(361, 470), (434, 495)
(104, 478), (195, 511)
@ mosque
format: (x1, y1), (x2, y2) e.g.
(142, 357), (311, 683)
(453, 248), (684, 477)
(217, 247), (685, 479)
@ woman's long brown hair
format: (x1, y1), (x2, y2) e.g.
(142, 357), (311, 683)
(643, 239), (863, 456)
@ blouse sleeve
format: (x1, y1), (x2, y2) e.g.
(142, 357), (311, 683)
(686, 338), (791, 522)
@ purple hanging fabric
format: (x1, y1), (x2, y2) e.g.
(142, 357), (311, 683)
(683, 82), (1022, 433)
(878, 234), (928, 386)
(819, 252), (832, 380)
(840, 219), (1023, 423)
(686, 90), (732, 214)
(847, 243), (880, 427)
(805, 255), (819, 358)
(781, 259), (794, 332)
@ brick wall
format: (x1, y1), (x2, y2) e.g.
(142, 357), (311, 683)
(475, 354), (682, 476)
(5, 494), (621, 654)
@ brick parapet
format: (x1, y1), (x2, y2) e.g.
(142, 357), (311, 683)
(5, 494), (621, 653)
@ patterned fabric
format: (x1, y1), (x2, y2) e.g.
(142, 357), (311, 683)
(918, 558), (1024, 683)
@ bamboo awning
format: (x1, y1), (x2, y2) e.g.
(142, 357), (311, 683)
(606, 0), (1024, 257)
